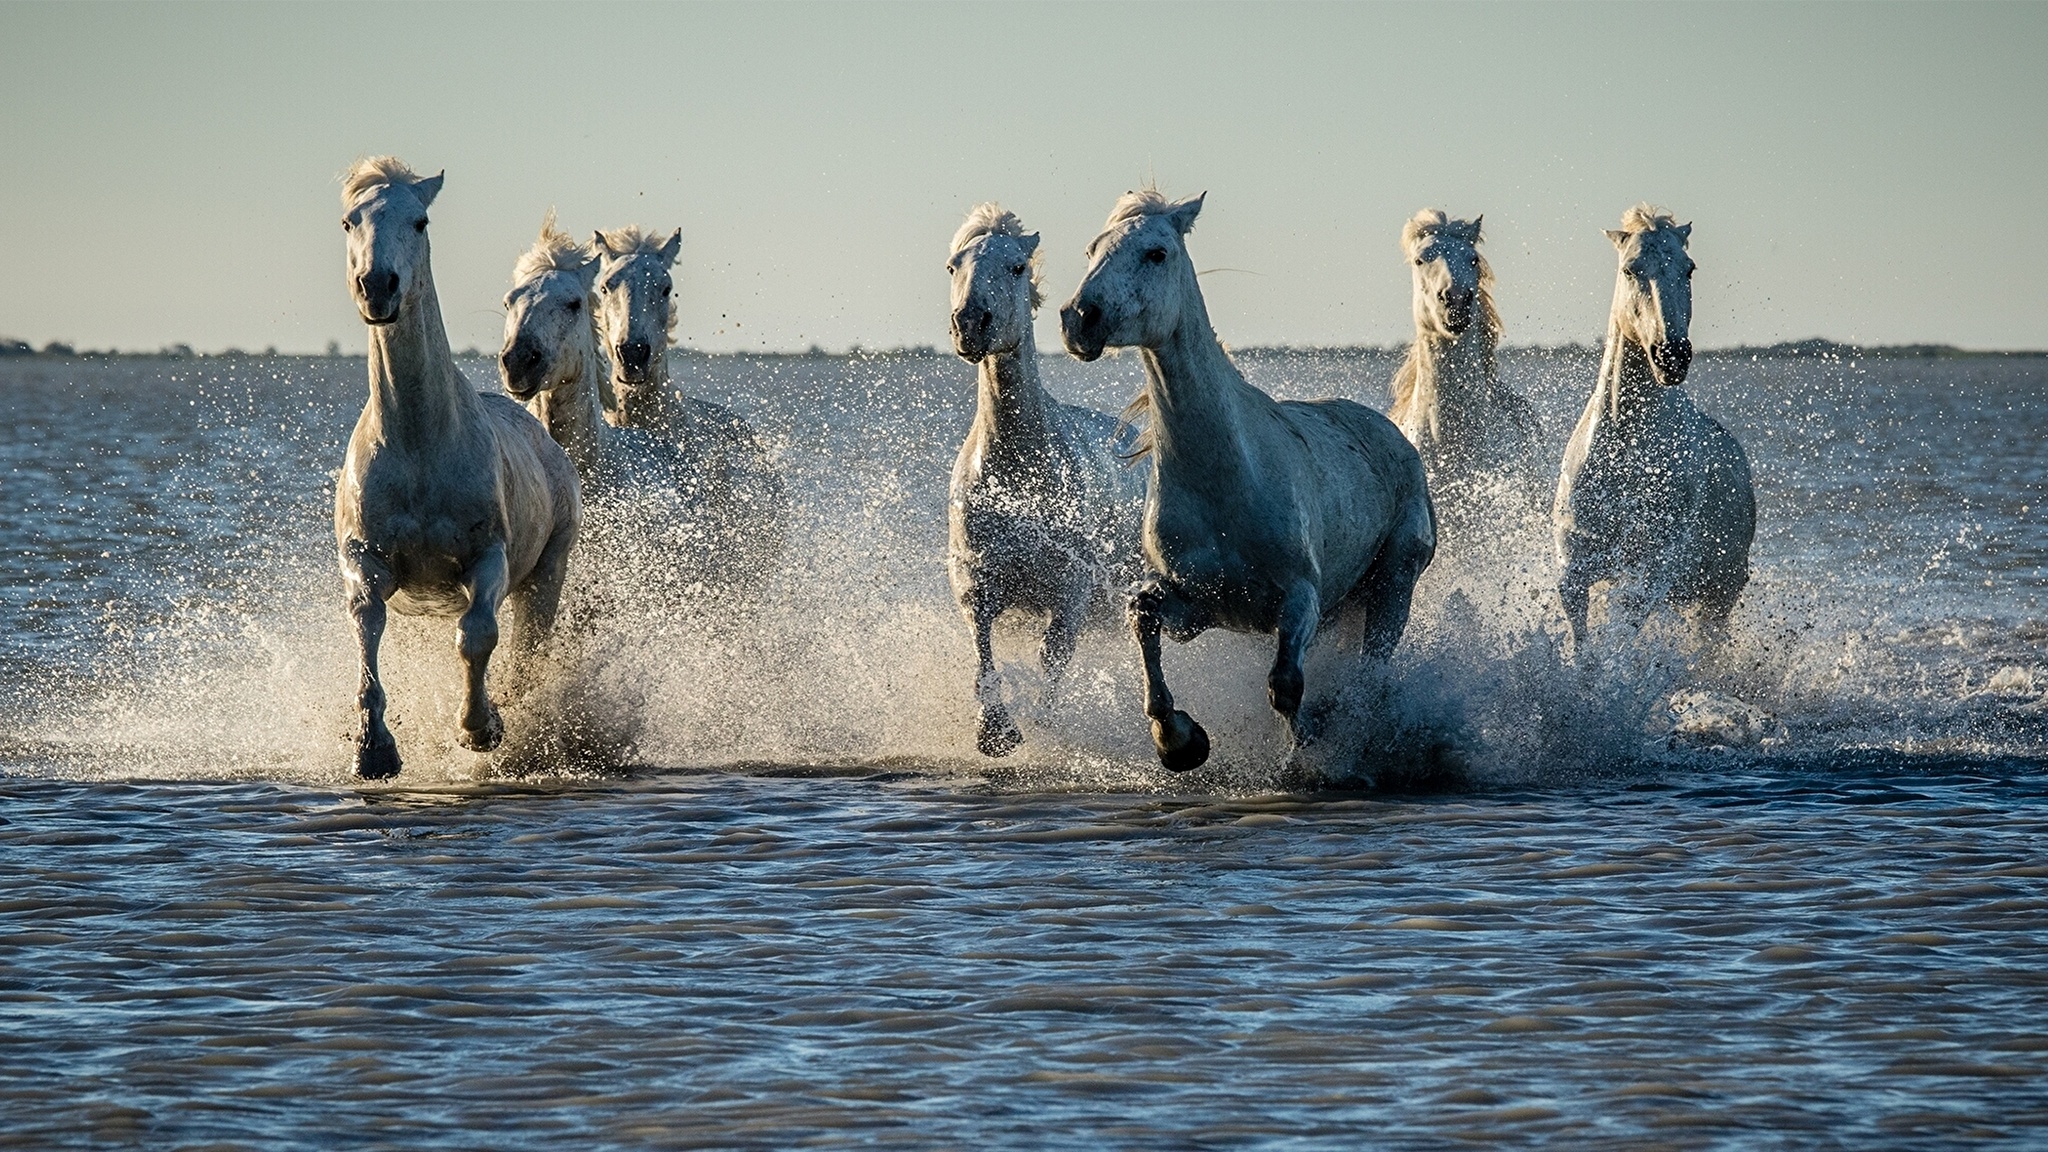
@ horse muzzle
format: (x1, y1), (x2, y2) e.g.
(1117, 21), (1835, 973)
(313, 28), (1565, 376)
(951, 308), (993, 362)
(613, 340), (654, 383)
(1060, 301), (1106, 362)
(1650, 338), (1693, 385)
(355, 271), (401, 326)
(498, 341), (549, 400)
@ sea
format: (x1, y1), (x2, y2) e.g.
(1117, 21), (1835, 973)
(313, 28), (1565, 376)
(3, 345), (2046, 1148)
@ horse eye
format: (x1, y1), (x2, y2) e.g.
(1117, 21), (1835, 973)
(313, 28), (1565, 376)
(1144, 248), (1168, 264)
(1011, 264), (1026, 276)
(566, 299), (581, 313)
(414, 218), (428, 232)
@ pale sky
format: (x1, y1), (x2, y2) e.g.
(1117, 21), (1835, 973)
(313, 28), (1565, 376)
(1, 2), (2042, 354)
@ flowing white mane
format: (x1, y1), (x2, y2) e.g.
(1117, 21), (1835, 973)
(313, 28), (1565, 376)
(1617, 202), (1681, 237)
(514, 210), (590, 285)
(950, 202), (1043, 309)
(341, 155), (423, 204)
(594, 226), (674, 259)
(1099, 188), (1189, 233)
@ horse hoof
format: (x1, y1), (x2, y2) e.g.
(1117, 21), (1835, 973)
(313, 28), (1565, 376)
(1154, 712), (1211, 773)
(460, 710), (505, 753)
(353, 729), (402, 781)
(1268, 677), (1304, 719)
(977, 719), (1025, 759)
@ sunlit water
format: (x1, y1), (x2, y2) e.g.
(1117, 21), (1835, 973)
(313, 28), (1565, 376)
(3, 349), (2046, 1147)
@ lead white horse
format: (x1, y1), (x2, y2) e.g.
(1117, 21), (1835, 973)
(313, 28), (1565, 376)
(1388, 210), (1541, 512)
(1554, 204), (1755, 653)
(334, 158), (581, 779)
(1061, 191), (1436, 771)
(591, 226), (786, 583)
(945, 204), (1146, 757)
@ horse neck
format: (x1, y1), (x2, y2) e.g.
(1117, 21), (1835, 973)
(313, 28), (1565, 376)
(1396, 313), (1496, 436)
(971, 339), (1053, 457)
(533, 315), (610, 472)
(1139, 288), (1255, 466)
(616, 343), (672, 428)
(363, 267), (472, 445)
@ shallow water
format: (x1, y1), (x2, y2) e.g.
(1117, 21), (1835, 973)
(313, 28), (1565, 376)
(4, 350), (2048, 1146)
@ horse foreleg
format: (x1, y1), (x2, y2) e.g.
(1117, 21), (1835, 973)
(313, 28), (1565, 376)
(1038, 581), (1091, 707)
(344, 543), (400, 780)
(1129, 579), (1210, 772)
(456, 544), (510, 753)
(1269, 580), (1320, 726)
(1558, 557), (1595, 658)
(970, 591), (1023, 758)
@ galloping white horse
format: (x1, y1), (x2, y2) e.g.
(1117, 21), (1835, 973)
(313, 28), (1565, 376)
(1061, 191), (1436, 771)
(590, 226), (786, 580)
(1554, 204), (1754, 652)
(1389, 210), (1541, 509)
(334, 159), (581, 779)
(945, 204), (1146, 757)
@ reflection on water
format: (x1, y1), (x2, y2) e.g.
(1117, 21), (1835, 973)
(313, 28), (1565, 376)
(4, 763), (2047, 1147)
(3, 351), (2048, 1143)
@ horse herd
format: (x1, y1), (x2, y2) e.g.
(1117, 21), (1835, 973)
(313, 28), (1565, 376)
(333, 156), (1755, 781)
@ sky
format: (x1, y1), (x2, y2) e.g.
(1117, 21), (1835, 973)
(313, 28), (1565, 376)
(1, 2), (2043, 354)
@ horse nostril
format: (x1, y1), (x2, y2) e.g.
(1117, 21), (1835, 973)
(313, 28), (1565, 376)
(617, 341), (652, 373)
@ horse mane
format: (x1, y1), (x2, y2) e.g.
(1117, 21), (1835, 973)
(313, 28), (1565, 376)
(594, 225), (672, 260)
(1100, 187), (1192, 234)
(1618, 202), (1681, 236)
(513, 209), (591, 284)
(1390, 210), (1502, 426)
(341, 155), (423, 204)
(594, 225), (680, 347)
(950, 203), (1043, 310)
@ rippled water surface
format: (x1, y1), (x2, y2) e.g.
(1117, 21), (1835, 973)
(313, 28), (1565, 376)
(4, 351), (2047, 1147)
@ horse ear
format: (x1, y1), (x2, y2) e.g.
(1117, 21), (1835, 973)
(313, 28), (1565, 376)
(575, 256), (601, 291)
(411, 172), (444, 209)
(1677, 222), (1693, 240)
(1167, 193), (1205, 237)
(1469, 214), (1483, 240)
(659, 228), (682, 265)
(592, 230), (615, 257)
(1604, 229), (1629, 249)
(1019, 232), (1041, 257)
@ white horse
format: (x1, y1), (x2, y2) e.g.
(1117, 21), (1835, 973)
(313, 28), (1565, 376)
(590, 226), (786, 582)
(334, 158), (581, 779)
(1060, 191), (1437, 771)
(1554, 204), (1755, 653)
(945, 204), (1146, 757)
(1388, 210), (1541, 511)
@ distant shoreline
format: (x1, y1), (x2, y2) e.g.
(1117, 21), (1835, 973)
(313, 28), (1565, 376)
(3, 338), (2043, 362)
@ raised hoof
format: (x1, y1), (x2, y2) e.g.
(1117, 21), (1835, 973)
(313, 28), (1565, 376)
(1153, 711), (1211, 773)
(459, 708), (505, 753)
(977, 715), (1025, 759)
(352, 727), (402, 781)
(1268, 674), (1304, 720)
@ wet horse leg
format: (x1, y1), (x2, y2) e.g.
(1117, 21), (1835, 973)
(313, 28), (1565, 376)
(1269, 579), (1321, 741)
(1129, 579), (1211, 772)
(457, 543), (509, 753)
(1038, 578), (1091, 707)
(344, 541), (401, 780)
(971, 589), (1023, 758)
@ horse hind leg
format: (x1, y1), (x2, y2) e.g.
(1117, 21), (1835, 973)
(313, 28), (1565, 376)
(1037, 579), (1092, 708)
(344, 543), (401, 780)
(1130, 579), (1210, 772)
(456, 544), (510, 753)
(970, 591), (1023, 758)
(1355, 518), (1435, 664)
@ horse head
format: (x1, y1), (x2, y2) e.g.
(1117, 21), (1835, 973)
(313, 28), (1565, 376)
(947, 205), (1041, 362)
(1404, 210), (1488, 337)
(1606, 205), (1696, 385)
(592, 226), (682, 395)
(1060, 190), (1205, 362)
(499, 213), (600, 402)
(341, 158), (444, 326)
